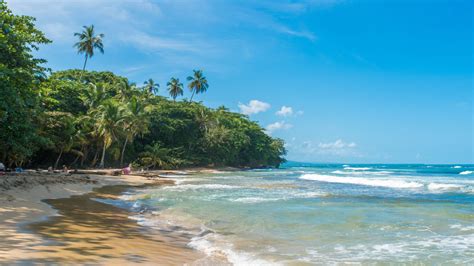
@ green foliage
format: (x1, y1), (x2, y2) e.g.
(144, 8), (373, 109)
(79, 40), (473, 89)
(143, 78), (159, 95)
(137, 142), (186, 169)
(33, 70), (285, 169)
(187, 69), (208, 102)
(74, 25), (104, 70)
(1, 2), (285, 169)
(167, 77), (184, 101)
(0, 2), (51, 166)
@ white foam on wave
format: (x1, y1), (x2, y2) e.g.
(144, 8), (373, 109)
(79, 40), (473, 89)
(343, 167), (372, 171)
(332, 170), (393, 176)
(427, 183), (463, 192)
(450, 224), (474, 232)
(459, 171), (473, 175)
(189, 228), (278, 266)
(230, 191), (326, 204)
(300, 174), (423, 189)
(453, 166), (462, 169)
(231, 197), (281, 203)
(305, 234), (474, 264)
(170, 177), (207, 185)
(162, 184), (240, 191)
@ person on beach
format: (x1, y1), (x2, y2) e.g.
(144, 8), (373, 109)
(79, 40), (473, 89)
(62, 165), (68, 173)
(122, 164), (132, 175)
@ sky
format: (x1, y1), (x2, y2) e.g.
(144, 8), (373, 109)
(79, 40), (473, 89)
(9, 0), (473, 164)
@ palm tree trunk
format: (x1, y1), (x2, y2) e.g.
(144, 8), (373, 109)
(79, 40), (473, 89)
(190, 90), (195, 102)
(91, 144), (100, 167)
(82, 55), (88, 71)
(54, 148), (63, 170)
(80, 147), (88, 167)
(99, 139), (107, 168)
(120, 137), (129, 167)
(72, 153), (80, 166)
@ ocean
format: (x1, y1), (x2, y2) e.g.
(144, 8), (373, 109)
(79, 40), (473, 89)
(107, 163), (474, 265)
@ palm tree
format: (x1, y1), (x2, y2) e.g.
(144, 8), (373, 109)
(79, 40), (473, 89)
(167, 77), (183, 101)
(92, 99), (123, 168)
(80, 83), (107, 109)
(120, 96), (150, 166)
(186, 70), (209, 102)
(144, 78), (159, 95)
(139, 142), (173, 169)
(74, 25), (104, 71)
(44, 112), (76, 169)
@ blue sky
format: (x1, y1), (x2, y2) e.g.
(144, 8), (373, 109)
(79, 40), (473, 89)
(10, 0), (473, 164)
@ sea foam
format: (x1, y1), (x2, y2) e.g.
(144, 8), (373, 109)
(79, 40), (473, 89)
(189, 228), (278, 266)
(343, 167), (372, 171)
(459, 171), (473, 175)
(162, 184), (239, 191)
(230, 191), (326, 204)
(427, 183), (463, 192)
(299, 174), (423, 189)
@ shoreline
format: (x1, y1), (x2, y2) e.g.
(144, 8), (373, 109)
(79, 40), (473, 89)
(0, 170), (219, 265)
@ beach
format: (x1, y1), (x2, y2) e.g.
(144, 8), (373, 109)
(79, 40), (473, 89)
(1, 164), (473, 265)
(0, 171), (214, 265)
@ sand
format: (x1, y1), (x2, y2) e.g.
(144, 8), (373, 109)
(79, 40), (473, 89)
(0, 171), (213, 265)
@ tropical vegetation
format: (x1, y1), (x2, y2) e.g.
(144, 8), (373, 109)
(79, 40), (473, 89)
(0, 2), (285, 169)
(73, 25), (104, 70)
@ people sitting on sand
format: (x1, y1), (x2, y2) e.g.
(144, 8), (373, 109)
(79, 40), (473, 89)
(62, 165), (68, 173)
(15, 167), (23, 173)
(122, 164), (132, 175)
(47, 166), (53, 173)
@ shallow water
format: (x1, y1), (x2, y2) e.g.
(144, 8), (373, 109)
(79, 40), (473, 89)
(119, 164), (474, 265)
(23, 185), (201, 265)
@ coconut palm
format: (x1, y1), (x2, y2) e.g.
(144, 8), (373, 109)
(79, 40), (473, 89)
(80, 83), (107, 109)
(186, 70), (208, 102)
(74, 25), (104, 70)
(120, 96), (150, 166)
(144, 78), (159, 95)
(91, 99), (124, 168)
(167, 77), (184, 101)
(138, 142), (173, 169)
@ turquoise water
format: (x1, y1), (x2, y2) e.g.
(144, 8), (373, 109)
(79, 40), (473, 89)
(117, 164), (474, 265)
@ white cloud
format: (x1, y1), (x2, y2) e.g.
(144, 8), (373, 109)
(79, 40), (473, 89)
(266, 121), (293, 133)
(276, 106), (304, 117)
(290, 139), (358, 157)
(318, 139), (357, 149)
(276, 106), (293, 117)
(238, 100), (271, 115)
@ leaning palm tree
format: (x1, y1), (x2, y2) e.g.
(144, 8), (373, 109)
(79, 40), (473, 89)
(91, 99), (123, 168)
(167, 77), (184, 101)
(186, 70), (209, 102)
(120, 96), (150, 166)
(74, 25), (104, 70)
(144, 78), (159, 95)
